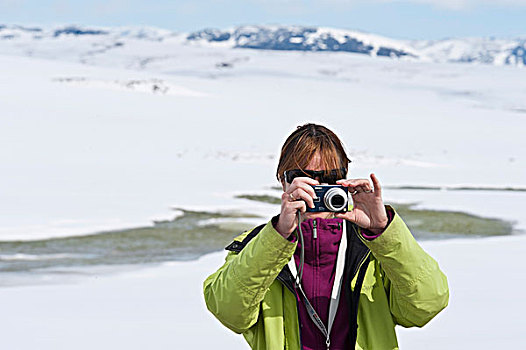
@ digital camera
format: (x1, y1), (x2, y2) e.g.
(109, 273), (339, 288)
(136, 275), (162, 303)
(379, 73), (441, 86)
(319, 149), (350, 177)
(306, 185), (349, 212)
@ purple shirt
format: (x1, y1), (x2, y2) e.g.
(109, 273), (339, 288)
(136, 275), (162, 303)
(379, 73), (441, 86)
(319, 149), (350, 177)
(291, 210), (394, 349)
(293, 218), (351, 350)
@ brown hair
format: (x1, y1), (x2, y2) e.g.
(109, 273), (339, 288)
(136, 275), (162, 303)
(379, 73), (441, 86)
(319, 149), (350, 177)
(276, 123), (351, 182)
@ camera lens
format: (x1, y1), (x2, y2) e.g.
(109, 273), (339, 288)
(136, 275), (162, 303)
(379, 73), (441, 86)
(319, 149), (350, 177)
(324, 187), (348, 211)
(331, 195), (345, 207)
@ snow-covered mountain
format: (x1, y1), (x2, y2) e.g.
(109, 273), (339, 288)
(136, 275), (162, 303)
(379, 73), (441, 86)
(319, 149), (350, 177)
(0, 23), (525, 66)
(186, 25), (419, 59)
(410, 36), (526, 66)
(0, 24), (175, 41)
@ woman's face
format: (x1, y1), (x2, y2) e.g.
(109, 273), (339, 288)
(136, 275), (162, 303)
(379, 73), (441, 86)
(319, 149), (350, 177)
(282, 152), (339, 220)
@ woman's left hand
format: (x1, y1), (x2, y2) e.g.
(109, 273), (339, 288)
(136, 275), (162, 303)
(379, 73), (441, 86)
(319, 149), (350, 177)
(335, 173), (388, 235)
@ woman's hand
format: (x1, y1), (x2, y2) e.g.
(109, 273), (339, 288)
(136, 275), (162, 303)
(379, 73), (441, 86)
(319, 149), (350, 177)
(275, 177), (319, 239)
(335, 173), (388, 235)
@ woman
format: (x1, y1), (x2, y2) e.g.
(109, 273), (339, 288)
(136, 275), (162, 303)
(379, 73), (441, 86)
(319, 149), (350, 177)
(203, 123), (449, 349)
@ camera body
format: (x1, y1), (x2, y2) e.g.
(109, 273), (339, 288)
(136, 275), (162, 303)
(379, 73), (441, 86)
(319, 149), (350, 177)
(306, 185), (349, 212)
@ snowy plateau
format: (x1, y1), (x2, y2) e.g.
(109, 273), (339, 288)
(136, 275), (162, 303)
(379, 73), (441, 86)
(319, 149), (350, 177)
(0, 22), (525, 350)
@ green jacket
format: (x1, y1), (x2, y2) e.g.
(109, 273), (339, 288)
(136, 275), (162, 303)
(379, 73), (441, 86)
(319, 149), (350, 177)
(203, 207), (449, 349)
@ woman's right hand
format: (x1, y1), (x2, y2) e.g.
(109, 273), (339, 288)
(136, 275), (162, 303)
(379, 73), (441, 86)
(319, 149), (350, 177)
(275, 177), (319, 239)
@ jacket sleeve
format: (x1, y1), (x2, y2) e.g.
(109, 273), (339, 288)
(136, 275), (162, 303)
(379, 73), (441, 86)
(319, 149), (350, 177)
(359, 205), (449, 327)
(203, 220), (297, 333)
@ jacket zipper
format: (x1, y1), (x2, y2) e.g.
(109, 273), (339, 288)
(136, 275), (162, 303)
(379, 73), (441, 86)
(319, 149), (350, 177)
(313, 218), (317, 239)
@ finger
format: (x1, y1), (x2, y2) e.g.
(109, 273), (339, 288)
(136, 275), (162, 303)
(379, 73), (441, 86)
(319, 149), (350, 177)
(336, 179), (355, 186)
(281, 192), (293, 203)
(292, 176), (320, 187)
(347, 184), (371, 196)
(355, 183), (372, 193)
(337, 179), (369, 185)
(284, 195), (306, 209)
(287, 182), (316, 199)
(297, 183), (316, 198)
(292, 188), (315, 208)
(337, 179), (370, 188)
(348, 186), (360, 195)
(282, 192), (302, 207)
(370, 173), (382, 196)
(289, 182), (317, 199)
(289, 200), (306, 214)
(356, 180), (372, 190)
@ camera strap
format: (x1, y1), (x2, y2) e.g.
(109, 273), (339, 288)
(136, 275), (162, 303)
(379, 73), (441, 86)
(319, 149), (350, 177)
(287, 220), (347, 350)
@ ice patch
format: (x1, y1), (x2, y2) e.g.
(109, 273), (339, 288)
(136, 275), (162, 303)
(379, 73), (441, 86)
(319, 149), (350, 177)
(0, 253), (82, 261)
